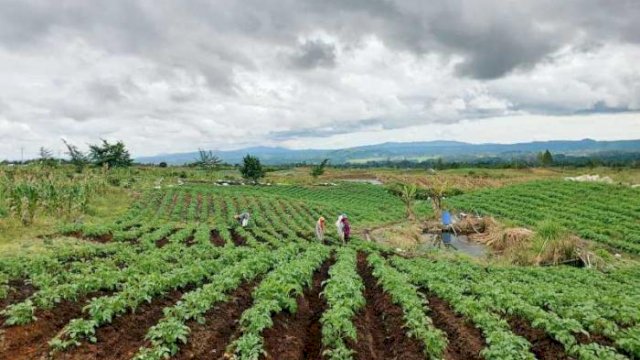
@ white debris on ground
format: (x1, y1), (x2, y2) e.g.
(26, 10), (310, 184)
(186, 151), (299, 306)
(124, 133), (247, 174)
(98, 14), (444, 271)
(564, 174), (614, 184)
(632, 184), (640, 188)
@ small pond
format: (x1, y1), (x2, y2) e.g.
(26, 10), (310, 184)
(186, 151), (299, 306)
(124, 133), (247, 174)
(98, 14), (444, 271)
(420, 232), (487, 257)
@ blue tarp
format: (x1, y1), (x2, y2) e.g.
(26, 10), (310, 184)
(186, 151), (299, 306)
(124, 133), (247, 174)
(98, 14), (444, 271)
(441, 211), (452, 225)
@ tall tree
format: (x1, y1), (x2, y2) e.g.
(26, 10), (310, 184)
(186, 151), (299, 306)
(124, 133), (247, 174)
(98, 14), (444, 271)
(240, 154), (265, 184)
(310, 158), (329, 178)
(62, 139), (88, 173)
(538, 149), (554, 167)
(88, 140), (132, 169)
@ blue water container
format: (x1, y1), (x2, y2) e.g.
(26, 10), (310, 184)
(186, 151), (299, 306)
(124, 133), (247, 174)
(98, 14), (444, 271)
(441, 211), (452, 226)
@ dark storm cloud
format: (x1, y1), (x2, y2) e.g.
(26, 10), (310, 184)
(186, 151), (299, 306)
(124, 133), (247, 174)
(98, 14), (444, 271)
(86, 81), (124, 103)
(290, 40), (336, 69)
(0, 0), (639, 158)
(269, 118), (382, 139)
(2, 0), (639, 80)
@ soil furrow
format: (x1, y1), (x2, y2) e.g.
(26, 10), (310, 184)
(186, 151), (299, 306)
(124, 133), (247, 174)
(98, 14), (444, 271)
(174, 281), (258, 360)
(425, 293), (485, 360)
(0, 279), (37, 313)
(0, 291), (109, 360)
(66, 232), (113, 244)
(575, 331), (631, 358)
(507, 316), (571, 360)
(230, 230), (247, 246)
(53, 289), (190, 360)
(350, 252), (424, 360)
(261, 258), (333, 360)
(211, 230), (226, 247)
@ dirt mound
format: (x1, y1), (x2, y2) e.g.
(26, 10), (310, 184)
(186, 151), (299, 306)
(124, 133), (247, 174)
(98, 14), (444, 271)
(174, 281), (257, 359)
(350, 252), (425, 360)
(262, 259), (333, 359)
(426, 294), (486, 360)
(507, 316), (570, 360)
(53, 290), (187, 360)
(0, 291), (110, 360)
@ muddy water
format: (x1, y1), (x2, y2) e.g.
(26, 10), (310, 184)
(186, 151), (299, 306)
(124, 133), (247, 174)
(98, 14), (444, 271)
(421, 232), (487, 257)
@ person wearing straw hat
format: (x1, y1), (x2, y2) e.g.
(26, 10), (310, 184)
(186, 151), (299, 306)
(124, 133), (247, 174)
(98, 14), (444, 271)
(315, 216), (326, 243)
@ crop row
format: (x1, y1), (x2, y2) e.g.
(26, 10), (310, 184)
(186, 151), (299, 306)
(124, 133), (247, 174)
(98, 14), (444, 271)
(393, 256), (634, 359)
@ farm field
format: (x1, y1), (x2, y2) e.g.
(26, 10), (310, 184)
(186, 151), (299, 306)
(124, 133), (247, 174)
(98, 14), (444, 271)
(447, 180), (640, 254)
(1, 170), (640, 359)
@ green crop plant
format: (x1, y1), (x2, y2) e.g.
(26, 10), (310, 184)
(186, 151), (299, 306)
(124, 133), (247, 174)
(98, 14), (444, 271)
(320, 247), (365, 360)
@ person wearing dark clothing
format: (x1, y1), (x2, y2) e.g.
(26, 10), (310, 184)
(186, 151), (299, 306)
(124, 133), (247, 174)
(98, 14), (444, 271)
(341, 216), (351, 242)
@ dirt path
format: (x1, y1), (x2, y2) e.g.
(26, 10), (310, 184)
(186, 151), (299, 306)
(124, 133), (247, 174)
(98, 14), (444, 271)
(350, 252), (424, 360)
(425, 294), (486, 360)
(261, 259), (333, 360)
(0, 291), (109, 360)
(507, 316), (571, 360)
(53, 289), (188, 360)
(174, 281), (257, 360)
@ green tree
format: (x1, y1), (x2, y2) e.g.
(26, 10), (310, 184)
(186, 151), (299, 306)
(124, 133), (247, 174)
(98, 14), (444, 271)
(310, 159), (329, 179)
(537, 149), (554, 167)
(88, 140), (132, 169)
(62, 139), (88, 173)
(239, 154), (265, 184)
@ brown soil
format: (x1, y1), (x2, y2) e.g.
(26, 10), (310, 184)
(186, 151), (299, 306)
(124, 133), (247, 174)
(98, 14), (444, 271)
(53, 289), (188, 360)
(349, 252), (425, 360)
(574, 331), (631, 358)
(155, 237), (170, 248)
(0, 291), (109, 360)
(425, 294), (485, 360)
(66, 232), (113, 244)
(261, 259), (333, 360)
(574, 332), (615, 348)
(184, 236), (197, 247)
(211, 230), (225, 247)
(507, 316), (571, 360)
(0, 280), (37, 312)
(230, 230), (246, 246)
(174, 281), (257, 360)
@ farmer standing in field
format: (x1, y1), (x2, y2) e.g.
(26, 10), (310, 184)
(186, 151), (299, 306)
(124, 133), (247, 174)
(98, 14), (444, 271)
(315, 216), (326, 243)
(336, 214), (345, 242)
(234, 212), (251, 227)
(342, 215), (351, 242)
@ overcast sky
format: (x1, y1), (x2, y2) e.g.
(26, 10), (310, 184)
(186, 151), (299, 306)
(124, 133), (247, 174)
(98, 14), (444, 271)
(1, 0), (639, 159)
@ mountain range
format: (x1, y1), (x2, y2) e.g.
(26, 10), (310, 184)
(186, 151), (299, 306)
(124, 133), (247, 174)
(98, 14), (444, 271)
(135, 139), (640, 165)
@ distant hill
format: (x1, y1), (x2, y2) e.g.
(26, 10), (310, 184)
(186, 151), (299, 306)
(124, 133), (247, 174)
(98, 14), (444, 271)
(135, 139), (640, 165)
